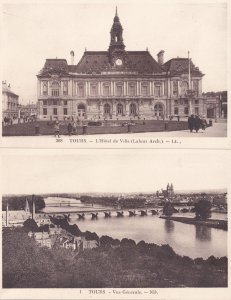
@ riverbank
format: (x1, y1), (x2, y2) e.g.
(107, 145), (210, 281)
(2, 226), (228, 288)
(160, 215), (227, 230)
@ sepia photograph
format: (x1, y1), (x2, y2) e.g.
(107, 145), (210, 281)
(0, 0), (230, 300)
(1, 1), (228, 140)
(1, 149), (229, 294)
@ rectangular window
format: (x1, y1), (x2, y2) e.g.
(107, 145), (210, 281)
(174, 100), (178, 105)
(193, 80), (199, 96)
(42, 81), (48, 96)
(154, 85), (161, 97)
(53, 108), (57, 115)
(142, 85), (148, 96)
(174, 107), (179, 115)
(53, 100), (58, 106)
(51, 82), (59, 96)
(63, 108), (68, 115)
(103, 85), (110, 96)
(78, 85), (84, 97)
(129, 85), (136, 96)
(90, 85), (97, 96)
(43, 108), (47, 115)
(43, 100), (47, 106)
(116, 85), (123, 96)
(63, 81), (68, 96)
(184, 107), (189, 115)
(184, 99), (188, 105)
(194, 99), (199, 105)
(173, 81), (178, 96)
(195, 107), (199, 115)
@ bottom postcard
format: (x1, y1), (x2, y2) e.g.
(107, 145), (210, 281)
(0, 149), (230, 300)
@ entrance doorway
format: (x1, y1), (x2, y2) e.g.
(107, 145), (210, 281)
(129, 103), (136, 116)
(104, 103), (111, 117)
(207, 108), (215, 119)
(154, 103), (164, 117)
(116, 103), (123, 116)
(77, 104), (86, 118)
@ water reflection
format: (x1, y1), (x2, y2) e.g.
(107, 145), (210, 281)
(164, 219), (175, 233)
(195, 225), (211, 242)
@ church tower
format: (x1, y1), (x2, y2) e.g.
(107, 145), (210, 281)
(108, 7), (126, 66)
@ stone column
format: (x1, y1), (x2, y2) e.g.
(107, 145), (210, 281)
(125, 100), (129, 117)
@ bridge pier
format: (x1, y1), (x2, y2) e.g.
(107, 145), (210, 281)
(129, 210), (136, 216)
(77, 213), (85, 219)
(116, 211), (124, 217)
(140, 210), (147, 216)
(104, 212), (111, 218)
(91, 213), (98, 219)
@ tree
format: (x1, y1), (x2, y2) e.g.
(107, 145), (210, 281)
(23, 218), (38, 232)
(163, 202), (175, 217)
(194, 199), (212, 220)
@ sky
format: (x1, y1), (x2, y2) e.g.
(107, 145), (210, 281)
(1, 0), (227, 104)
(1, 149), (230, 194)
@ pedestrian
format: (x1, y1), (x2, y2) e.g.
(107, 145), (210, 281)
(201, 116), (207, 131)
(54, 120), (60, 138)
(188, 115), (195, 132)
(72, 121), (77, 135)
(67, 122), (73, 136)
(194, 115), (201, 133)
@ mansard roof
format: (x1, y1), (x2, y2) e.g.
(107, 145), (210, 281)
(74, 51), (164, 74)
(38, 55), (203, 77)
(163, 58), (204, 77)
(38, 59), (70, 77)
(38, 51), (164, 76)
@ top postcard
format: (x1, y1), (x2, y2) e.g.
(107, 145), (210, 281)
(0, 0), (230, 149)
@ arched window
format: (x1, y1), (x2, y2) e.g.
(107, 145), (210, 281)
(154, 103), (164, 117)
(130, 103), (136, 116)
(77, 104), (86, 117)
(117, 103), (123, 115)
(104, 103), (111, 115)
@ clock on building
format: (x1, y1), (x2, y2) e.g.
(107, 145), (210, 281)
(115, 58), (123, 66)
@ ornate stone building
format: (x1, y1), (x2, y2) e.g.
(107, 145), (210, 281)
(2, 81), (19, 119)
(37, 9), (204, 121)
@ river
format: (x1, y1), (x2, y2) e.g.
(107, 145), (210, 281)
(43, 197), (227, 259)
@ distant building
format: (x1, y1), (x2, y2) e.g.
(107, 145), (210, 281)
(82, 238), (98, 250)
(28, 231), (52, 248)
(156, 183), (175, 199)
(2, 81), (19, 119)
(202, 91), (227, 119)
(19, 103), (38, 119)
(2, 199), (31, 227)
(2, 198), (51, 227)
(37, 9), (205, 121)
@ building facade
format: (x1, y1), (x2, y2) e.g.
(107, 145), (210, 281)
(2, 81), (19, 119)
(37, 10), (204, 121)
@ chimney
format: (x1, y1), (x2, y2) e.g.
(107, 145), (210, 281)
(70, 50), (74, 65)
(32, 195), (35, 220)
(6, 199), (9, 227)
(157, 50), (165, 65)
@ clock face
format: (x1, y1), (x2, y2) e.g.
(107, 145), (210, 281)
(115, 58), (123, 66)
